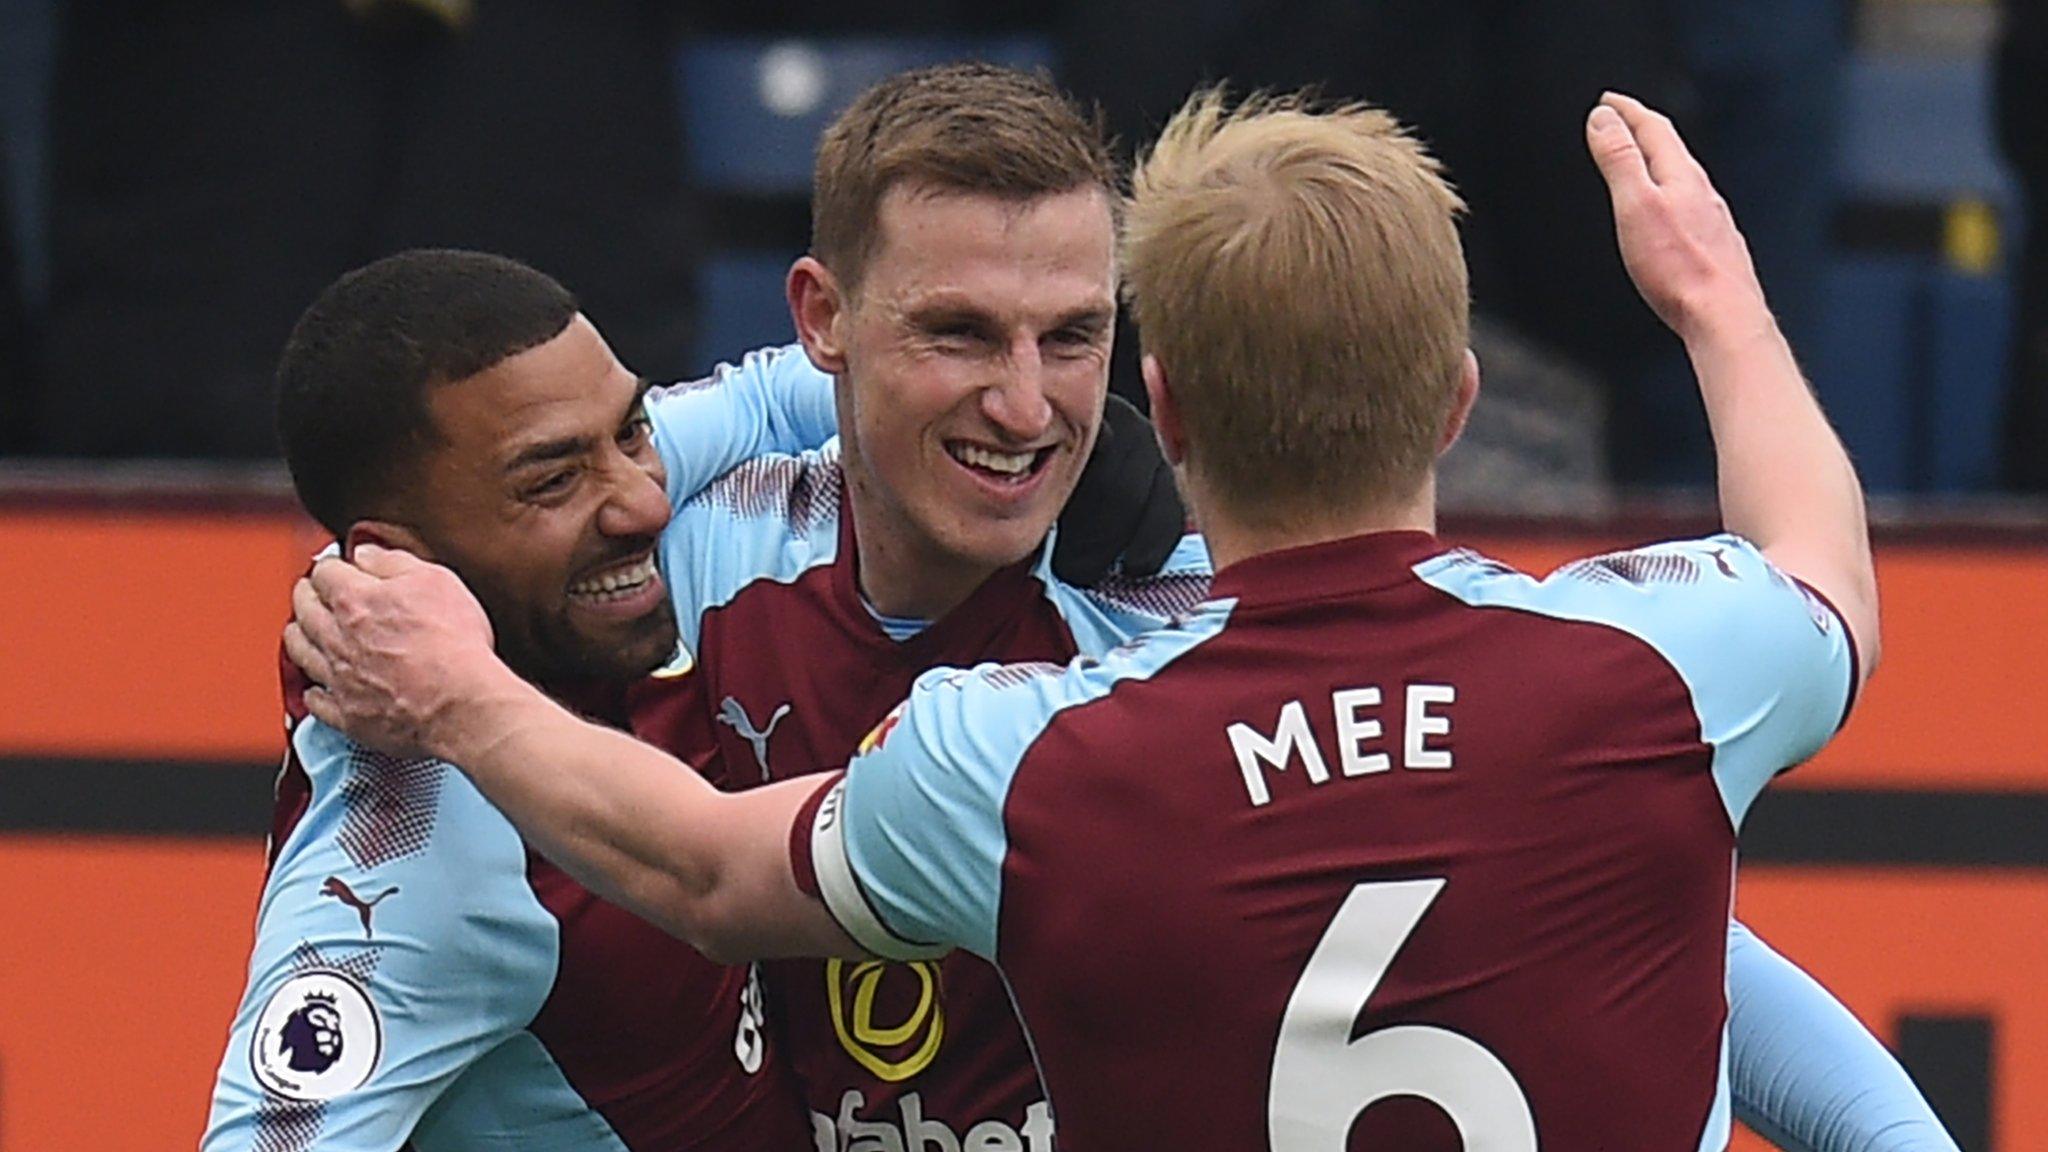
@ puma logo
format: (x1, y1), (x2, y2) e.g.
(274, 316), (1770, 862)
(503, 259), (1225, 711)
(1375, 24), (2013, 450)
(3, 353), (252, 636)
(718, 697), (792, 781)
(1706, 546), (1739, 579)
(321, 876), (399, 939)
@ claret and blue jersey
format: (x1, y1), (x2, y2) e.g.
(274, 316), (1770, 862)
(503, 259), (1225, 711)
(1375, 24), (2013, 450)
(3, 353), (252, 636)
(805, 528), (1858, 1151)
(651, 408), (1214, 1149)
(202, 347), (841, 1152)
(212, 340), (1938, 1152)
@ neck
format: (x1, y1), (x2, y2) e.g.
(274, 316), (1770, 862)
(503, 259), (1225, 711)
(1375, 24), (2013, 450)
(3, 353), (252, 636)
(1192, 472), (1439, 573)
(845, 477), (1008, 622)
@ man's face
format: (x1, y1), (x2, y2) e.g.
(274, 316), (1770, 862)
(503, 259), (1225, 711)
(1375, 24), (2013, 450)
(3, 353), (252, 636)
(399, 314), (677, 684)
(836, 185), (1117, 589)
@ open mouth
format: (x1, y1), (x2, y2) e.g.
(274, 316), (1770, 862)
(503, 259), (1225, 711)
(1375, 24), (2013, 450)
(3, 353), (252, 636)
(567, 551), (660, 604)
(946, 441), (1055, 486)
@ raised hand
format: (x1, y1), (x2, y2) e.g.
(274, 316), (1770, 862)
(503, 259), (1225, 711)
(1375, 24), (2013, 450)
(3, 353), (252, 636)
(1585, 92), (1772, 347)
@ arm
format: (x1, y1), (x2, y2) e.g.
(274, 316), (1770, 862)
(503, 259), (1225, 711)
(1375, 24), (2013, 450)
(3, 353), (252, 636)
(647, 344), (840, 506)
(1588, 94), (1879, 680)
(1728, 921), (1960, 1152)
(202, 724), (556, 1150)
(433, 667), (854, 964)
(285, 545), (853, 964)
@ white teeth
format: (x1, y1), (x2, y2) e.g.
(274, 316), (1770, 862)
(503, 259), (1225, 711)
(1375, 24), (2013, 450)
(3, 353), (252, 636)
(570, 554), (657, 598)
(950, 444), (1035, 476)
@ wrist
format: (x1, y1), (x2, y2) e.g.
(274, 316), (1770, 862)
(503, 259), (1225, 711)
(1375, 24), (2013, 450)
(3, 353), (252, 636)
(1684, 308), (1794, 391)
(422, 654), (542, 765)
(1680, 293), (1778, 355)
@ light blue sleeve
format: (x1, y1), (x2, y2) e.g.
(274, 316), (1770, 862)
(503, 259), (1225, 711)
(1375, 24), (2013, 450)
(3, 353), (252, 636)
(1040, 531), (1215, 657)
(810, 606), (1235, 962)
(201, 721), (559, 1151)
(646, 343), (838, 507)
(1727, 921), (1959, 1152)
(1415, 534), (1855, 827)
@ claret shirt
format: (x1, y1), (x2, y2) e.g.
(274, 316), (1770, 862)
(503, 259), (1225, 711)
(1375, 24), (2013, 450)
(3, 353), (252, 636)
(806, 530), (1856, 1151)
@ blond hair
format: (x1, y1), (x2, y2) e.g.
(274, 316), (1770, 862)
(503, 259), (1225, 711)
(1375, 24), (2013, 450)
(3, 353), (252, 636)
(1123, 88), (1468, 525)
(812, 63), (1119, 289)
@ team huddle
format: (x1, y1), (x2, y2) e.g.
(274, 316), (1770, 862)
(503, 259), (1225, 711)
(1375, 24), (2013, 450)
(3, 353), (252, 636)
(204, 66), (1957, 1150)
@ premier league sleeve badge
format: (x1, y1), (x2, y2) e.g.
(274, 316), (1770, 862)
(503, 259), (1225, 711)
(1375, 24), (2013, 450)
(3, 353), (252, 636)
(249, 969), (383, 1101)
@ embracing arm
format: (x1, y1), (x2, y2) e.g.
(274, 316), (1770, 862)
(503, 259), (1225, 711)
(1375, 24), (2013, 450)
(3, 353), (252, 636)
(1728, 922), (1958, 1152)
(427, 665), (851, 963)
(649, 344), (840, 505)
(286, 544), (852, 964)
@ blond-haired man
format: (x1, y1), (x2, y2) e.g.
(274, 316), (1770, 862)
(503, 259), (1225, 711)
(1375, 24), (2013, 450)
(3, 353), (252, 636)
(288, 90), (1955, 1150)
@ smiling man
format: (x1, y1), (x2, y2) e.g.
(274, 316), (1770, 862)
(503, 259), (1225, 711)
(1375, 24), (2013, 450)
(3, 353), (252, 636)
(204, 236), (1184, 1151)
(202, 250), (839, 1151)
(662, 65), (1207, 1147)
(291, 70), (1958, 1152)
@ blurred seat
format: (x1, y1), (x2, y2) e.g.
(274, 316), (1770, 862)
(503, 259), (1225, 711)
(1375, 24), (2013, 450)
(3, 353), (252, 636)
(1812, 52), (2016, 493)
(1838, 53), (2012, 212)
(677, 35), (1056, 368)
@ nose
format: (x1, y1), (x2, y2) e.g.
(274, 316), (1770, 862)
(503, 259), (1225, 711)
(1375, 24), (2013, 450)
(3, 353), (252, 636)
(980, 337), (1054, 442)
(597, 452), (672, 539)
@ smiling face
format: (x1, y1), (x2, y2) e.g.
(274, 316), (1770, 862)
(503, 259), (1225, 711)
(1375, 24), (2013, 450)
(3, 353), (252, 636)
(382, 313), (678, 685)
(804, 185), (1117, 615)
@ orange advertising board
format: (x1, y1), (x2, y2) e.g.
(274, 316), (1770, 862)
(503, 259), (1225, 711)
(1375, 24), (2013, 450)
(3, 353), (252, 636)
(1, 501), (2043, 1150)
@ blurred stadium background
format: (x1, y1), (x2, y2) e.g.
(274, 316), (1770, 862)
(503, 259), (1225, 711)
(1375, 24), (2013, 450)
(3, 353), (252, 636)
(1, 0), (2043, 1148)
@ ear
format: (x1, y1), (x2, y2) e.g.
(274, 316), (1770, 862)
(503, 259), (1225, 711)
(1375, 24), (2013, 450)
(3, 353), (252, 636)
(1436, 348), (1482, 457)
(788, 255), (850, 375)
(1140, 354), (1188, 467)
(343, 519), (432, 562)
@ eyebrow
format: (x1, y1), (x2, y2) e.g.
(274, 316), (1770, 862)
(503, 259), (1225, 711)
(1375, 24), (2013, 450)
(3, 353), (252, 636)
(506, 432), (593, 472)
(504, 378), (654, 472)
(905, 304), (1115, 334)
(905, 303), (998, 331)
(1052, 306), (1114, 334)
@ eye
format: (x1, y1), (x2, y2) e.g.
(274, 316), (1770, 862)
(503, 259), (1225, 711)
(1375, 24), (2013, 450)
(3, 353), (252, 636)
(523, 469), (578, 501)
(1046, 327), (1102, 356)
(925, 321), (987, 348)
(618, 411), (654, 450)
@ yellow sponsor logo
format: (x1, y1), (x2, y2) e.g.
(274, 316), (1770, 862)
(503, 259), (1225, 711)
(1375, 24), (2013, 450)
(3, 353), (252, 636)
(826, 958), (944, 1081)
(856, 705), (904, 756)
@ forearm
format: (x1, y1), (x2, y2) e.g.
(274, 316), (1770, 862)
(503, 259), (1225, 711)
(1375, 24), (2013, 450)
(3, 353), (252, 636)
(1728, 922), (1957, 1152)
(427, 668), (733, 945)
(1689, 310), (1879, 670)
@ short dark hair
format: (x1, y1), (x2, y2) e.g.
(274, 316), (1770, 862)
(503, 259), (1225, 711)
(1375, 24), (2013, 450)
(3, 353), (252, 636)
(276, 249), (578, 536)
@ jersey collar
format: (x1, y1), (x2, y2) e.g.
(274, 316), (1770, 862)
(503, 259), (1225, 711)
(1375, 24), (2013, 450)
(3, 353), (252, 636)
(1209, 530), (1447, 605)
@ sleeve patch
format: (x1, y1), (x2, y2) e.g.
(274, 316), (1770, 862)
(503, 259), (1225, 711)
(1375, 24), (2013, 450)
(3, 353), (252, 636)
(248, 968), (383, 1103)
(809, 779), (946, 961)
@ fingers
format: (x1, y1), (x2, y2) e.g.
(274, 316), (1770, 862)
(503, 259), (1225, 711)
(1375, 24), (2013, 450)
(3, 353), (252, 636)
(283, 621), (335, 688)
(1599, 92), (1705, 191)
(291, 576), (348, 656)
(309, 553), (378, 602)
(1585, 99), (1651, 202)
(352, 542), (430, 578)
(300, 683), (343, 732)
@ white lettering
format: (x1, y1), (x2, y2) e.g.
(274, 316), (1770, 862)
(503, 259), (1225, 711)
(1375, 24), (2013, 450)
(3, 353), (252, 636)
(963, 1122), (1023, 1152)
(811, 1093), (1053, 1152)
(1405, 684), (1455, 770)
(1228, 684), (1461, 805)
(901, 1094), (961, 1152)
(1332, 687), (1389, 777)
(1229, 699), (1329, 806)
(1020, 1102), (1054, 1152)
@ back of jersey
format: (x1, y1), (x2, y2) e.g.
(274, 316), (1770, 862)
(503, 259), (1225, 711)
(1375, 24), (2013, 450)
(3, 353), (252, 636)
(824, 531), (1855, 1151)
